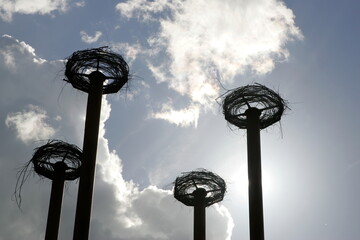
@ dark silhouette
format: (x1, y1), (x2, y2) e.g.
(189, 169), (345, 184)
(15, 140), (82, 240)
(222, 83), (288, 240)
(174, 169), (226, 240)
(64, 47), (129, 94)
(64, 47), (130, 240)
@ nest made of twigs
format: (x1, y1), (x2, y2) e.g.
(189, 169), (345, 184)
(174, 169), (226, 207)
(64, 47), (130, 94)
(14, 140), (82, 208)
(222, 83), (288, 129)
(30, 140), (82, 181)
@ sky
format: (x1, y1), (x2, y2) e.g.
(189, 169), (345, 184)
(0, 0), (360, 239)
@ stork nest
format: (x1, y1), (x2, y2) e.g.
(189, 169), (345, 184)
(64, 47), (130, 94)
(222, 83), (288, 129)
(14, 140), (82, 208)
(174, 169), (226, 207)
(30, 140), (82, 181)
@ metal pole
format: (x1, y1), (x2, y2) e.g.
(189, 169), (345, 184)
(246, 108), (264, 240)
(45, 162), (66, 240)
(193, 188), (206, 240)
(73, 71), (104, 240)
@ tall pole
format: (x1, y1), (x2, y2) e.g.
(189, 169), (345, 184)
(223, 84), (287, 240)
(44, 162), (66, 240)
(73, 71), (104, 240)
(64, 47), (130, 240)
(246, 108), (264, 240)
(193, 188), (206, 240)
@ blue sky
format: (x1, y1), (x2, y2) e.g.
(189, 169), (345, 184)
(1, 0), (360, 239)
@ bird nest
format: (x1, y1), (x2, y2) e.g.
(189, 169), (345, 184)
(222, 83), (288, 129)
(30, 140), (82, 181)
(64, 47), (130, 94)
(14, 140), (82, 208)
(174, 169), (226, 207)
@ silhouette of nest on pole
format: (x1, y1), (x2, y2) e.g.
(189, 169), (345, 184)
(174, 169), (226, 207)
(14, 140), (82, 207)
(222, 83), (288, 129)
(30, 140), (82, 180)
(64, 47), (130, 94)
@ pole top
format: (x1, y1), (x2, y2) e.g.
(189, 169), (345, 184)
(88, 70), (106, 82)
(193, 188), (207, 199)
(53, 161), (67, 173)
(245, 107), (261, 118)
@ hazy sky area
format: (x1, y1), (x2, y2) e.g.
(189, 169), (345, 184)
(0, 0), (359, 239)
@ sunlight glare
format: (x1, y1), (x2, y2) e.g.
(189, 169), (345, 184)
(230, 164), (274, 198)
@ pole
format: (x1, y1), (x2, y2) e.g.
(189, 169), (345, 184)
(246, 108), (264, 240)
(193, 188), (206, 240)
(45, 162), (66, 240)
(73, 71), (104, 240)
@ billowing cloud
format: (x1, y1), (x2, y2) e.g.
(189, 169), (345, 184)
(117, 0), (303, 127)
(0, 0), (69, 21)
(0, 34), (233, 239)
(5, 105), (56, 144)
(0, 34), (46, 68)
(80, 30), (103, 44)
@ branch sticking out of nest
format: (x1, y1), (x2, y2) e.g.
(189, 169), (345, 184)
(174, 169), (226, 207)
(14, 140), (82, 208)
(64, 47), (130, 94)
(222, 83), (288, 129)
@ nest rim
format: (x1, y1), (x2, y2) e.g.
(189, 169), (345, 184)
(174, 169), (226, 207)
(222, 83), (288, 129)
(64, 46), (130, 94)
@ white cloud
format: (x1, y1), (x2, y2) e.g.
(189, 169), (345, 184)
(0, 48), (15, 68)
(116, 0), (177, 20)
(5, 104), (56, 144)
(150, 102), (200, 127)
(208, 204), (234, 240)
(117, 0), (303, 127)
(111, 42), (142, 63)
(75, 1), (85, 7)
(0, 0), (69, 21)
(0, 34), (46, 68)
(80, 30), (103, 44)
